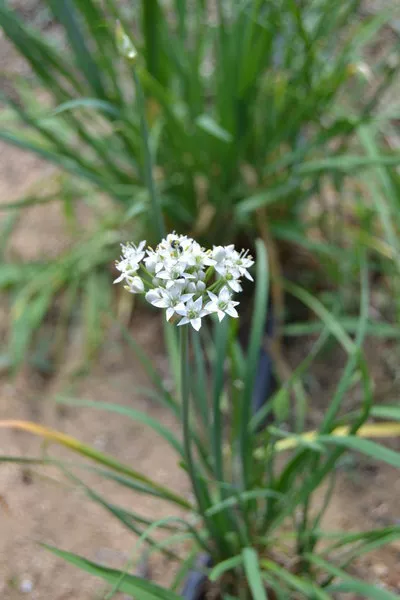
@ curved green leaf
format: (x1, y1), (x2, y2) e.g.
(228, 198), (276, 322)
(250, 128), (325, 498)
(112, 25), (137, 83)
(317, 435), (400, 468)
(57, 396), (184, 456)
(242, 548), (267, 600)
(52, 98), (121, 117)
(43, 544), (182, 600)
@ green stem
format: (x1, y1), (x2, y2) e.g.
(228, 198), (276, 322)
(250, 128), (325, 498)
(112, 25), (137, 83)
(180, 326), (230, 559)
(181, 326), (203, 510)
(133, 68), (165, 240)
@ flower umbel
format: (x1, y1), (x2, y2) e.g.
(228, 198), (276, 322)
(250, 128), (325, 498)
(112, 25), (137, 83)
(114, 233), (254, 330)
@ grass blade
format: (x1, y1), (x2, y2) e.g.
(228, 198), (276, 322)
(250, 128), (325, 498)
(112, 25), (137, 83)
(209, 555), (243, 582)
(0, 420), (191, 509)
(57, 397), (184, 456)
(242, 548), (268, 600)
(240, 239), (269, 488)
(43, 544), (182, 600)
(306, 554), (399, 600)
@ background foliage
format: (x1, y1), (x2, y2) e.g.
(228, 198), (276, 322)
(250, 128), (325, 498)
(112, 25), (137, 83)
(0, 0), (399, 369)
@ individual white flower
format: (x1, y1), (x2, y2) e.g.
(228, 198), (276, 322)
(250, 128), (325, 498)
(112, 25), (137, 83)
(145, 287), (164, 306)
(224, 276), (242, 293)
(157, 260), (190, 289)
(144, 252), (158, 274)
(182, 241), (207, 268)
(113, 256), (142, 284)
(230, 249), (254, 281)
(176, 297), (208, 331)
(114, 241), (146, 284)
(126, 276), (144, 294)
(121, 240), (146, 262)
(146, 284), (193, 321)
(210, 244), (235, 266)
(205, 286), (239, 321)
(214, 263), (243, 292)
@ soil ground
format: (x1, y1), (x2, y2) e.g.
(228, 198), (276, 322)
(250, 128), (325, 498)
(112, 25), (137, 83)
(1, 2), (400, 599)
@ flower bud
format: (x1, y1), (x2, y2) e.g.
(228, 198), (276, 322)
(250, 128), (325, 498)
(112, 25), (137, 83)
(116, 21), (138, 63)
(129, 276), (144, 293)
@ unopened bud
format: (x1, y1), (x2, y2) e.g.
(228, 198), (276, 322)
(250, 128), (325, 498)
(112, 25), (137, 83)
(116, 21), (138, 62)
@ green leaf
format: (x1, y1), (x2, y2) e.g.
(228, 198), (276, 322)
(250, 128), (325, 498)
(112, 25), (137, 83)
(328, 581), (399, 600)
(240, 239), (269, 487)
(57, 396), (184, 457)
(283, 281), (354, 354)
(306, 554), (399, 600)
(43, 545), (182, 600)
(0, 420), (191, 509)
(283, 319), (400, 339)
(242, 548), (268, 600)
(209, 555), (243, 582)
(195, 115), (233, 143)
(261, 559), (331, 599)
(236, 180), (300, 217)
(52, 98), (121, 118)
(205, 489), (284, 518)
(46, 0), (106, 98)
(371, 405), (400, 421)
(300, 154), (400, 173)
(317, 435), (400, 469)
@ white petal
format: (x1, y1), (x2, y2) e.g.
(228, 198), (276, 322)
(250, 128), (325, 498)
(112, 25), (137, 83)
(145, 289), (161, 304)
(178, 317), (189, 327)
(228, 279), (242, 293)
(219, 287), (231, 301)
(243, 270), (254, 281)
(215, 264), (226, 276)
(113, 273), (126, 284)
(193, 296), (203, 311)
(205, 300), (217, 312)
(190, 318), (202, 331)
(207, 291), (218, 302)
(166, 307), (174, 321)
(225, 305), (239, 318)
(175, 305), (188, 317)
(181, 293), (194, 302)
(217, 310), (226, 322)
(157, 271), (170, 280)
(212, 246), (226, 262)
(153, 298), (169, 308)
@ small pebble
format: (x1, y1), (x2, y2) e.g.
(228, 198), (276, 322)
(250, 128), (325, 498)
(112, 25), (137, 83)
(371, 503), (389, 518)
(20, 578), (33, 593)
(372, 563), (389, 578)
(94, 435), (107, 451)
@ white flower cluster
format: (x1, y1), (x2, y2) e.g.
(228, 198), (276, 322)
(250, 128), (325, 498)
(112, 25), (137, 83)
(114, 233), (254, 331)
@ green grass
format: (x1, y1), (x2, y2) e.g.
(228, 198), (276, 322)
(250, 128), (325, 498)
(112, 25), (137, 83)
(0, 0), (399, 368)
